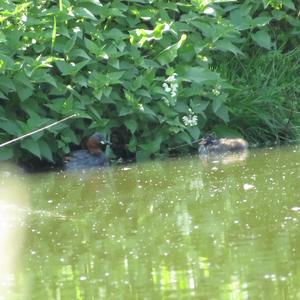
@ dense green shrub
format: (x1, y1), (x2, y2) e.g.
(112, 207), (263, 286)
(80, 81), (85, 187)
(0, 0), (299, 165)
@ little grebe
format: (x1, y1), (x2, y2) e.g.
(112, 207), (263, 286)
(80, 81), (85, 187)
(65, 133), (111, 171)
(199, 135), (248, 155)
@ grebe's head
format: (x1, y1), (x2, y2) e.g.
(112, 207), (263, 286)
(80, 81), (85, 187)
(200, 134), (218, 146)
(86, 133), (111, 155)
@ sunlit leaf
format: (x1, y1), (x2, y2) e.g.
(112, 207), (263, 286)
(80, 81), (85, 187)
(156, 34), (187, 65)
(51, 16), (56, 54)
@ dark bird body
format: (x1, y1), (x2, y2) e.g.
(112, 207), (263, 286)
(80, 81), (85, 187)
(199, 135), (248, 155)
(65, 133), (110, 171)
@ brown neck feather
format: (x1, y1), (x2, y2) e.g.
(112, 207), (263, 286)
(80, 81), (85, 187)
(87, 139), (102, 155)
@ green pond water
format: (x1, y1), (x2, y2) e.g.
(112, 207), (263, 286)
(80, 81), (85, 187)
(1, 146), (300, 299)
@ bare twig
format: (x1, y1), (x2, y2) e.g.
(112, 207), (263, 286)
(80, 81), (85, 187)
(0, 114), (77, 148)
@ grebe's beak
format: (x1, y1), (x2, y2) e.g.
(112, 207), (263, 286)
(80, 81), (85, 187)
(100, 140), (111, 146)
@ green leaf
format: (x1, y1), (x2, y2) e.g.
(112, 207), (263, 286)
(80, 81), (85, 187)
(109, 59), (120, 69)
(136, 89), (151, 98)
(119, 106), (132, 116)
(0, 76), (15, 91)
(0, 54), (14, 70)
(0, 121), (20, 135)
(70, 48), (91, 60)
(88, 106), (102, 120)
(282, 0), (295, 10)
(39, 140), (53, 161)
(125, 119), (137, 134)
(251, 16), (272, 27)
(14, 72), (33, 89)
(55, 60), (89, 76)
(104, 28), (127, 40)
(0, 31), (6, 43)
(140, 135), (162, 153)
(156, 34), (187, 65)
(186, 126), (200, 140)
(229, 6), (252, 30)
(175, 102), (189, 113)
(103, 87), (112, 97)
(32, 71), (57, 87)
(21, 138), (41, 158)
(212, 97), (223, 113)
(251, 30), (272, 50)
(75, 7), (97, 21)
(0, 147), (13, 161)
(0, 91), (8, 99)
(64, 34), (77, 53)
(128, 136), (137, 152)
(215, 105), (229, 123)
(79, 0), (102, 6)
(107, 71), (125, 83)
(176, 131), (192, 145)
(213, 125), (243, 138)
(84, 38), (102, 55)
(190, 100), (209, 113)
(15, 83), (33, 101)
(182, 67), (219, 84)
(214, 40), (244, 56)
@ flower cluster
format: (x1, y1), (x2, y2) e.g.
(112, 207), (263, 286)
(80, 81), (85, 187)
(182, 109), (198, 127)
(212, 84), (221, 96)
(162, 73), (178, 98)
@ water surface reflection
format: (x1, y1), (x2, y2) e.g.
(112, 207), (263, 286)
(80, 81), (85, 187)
(13, 146), (300, 298)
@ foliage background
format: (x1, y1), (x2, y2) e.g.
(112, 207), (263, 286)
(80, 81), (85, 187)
(0, 0), (299, 166)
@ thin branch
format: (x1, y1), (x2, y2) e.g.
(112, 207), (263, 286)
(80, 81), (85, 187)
(0, 114), (77, 148)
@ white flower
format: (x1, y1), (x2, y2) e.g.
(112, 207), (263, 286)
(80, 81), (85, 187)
(212, 85), (221, 96)
(212, 88), (220, 96)
(162, 83), (171, 93)
(171, 82), (178, 91)
(182, 114), (198, 127)
(164, 23), (171, 31)
(166, 73), (177, 83)
(171, 91), (177, 98)
(163, 73), (178, 101)
(21, 15), (27, 23)
(204, 7), (216, 16)
(198, 55), (208, 62)
(163, 97), (170, 106)
(73, 27), (81, 33)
